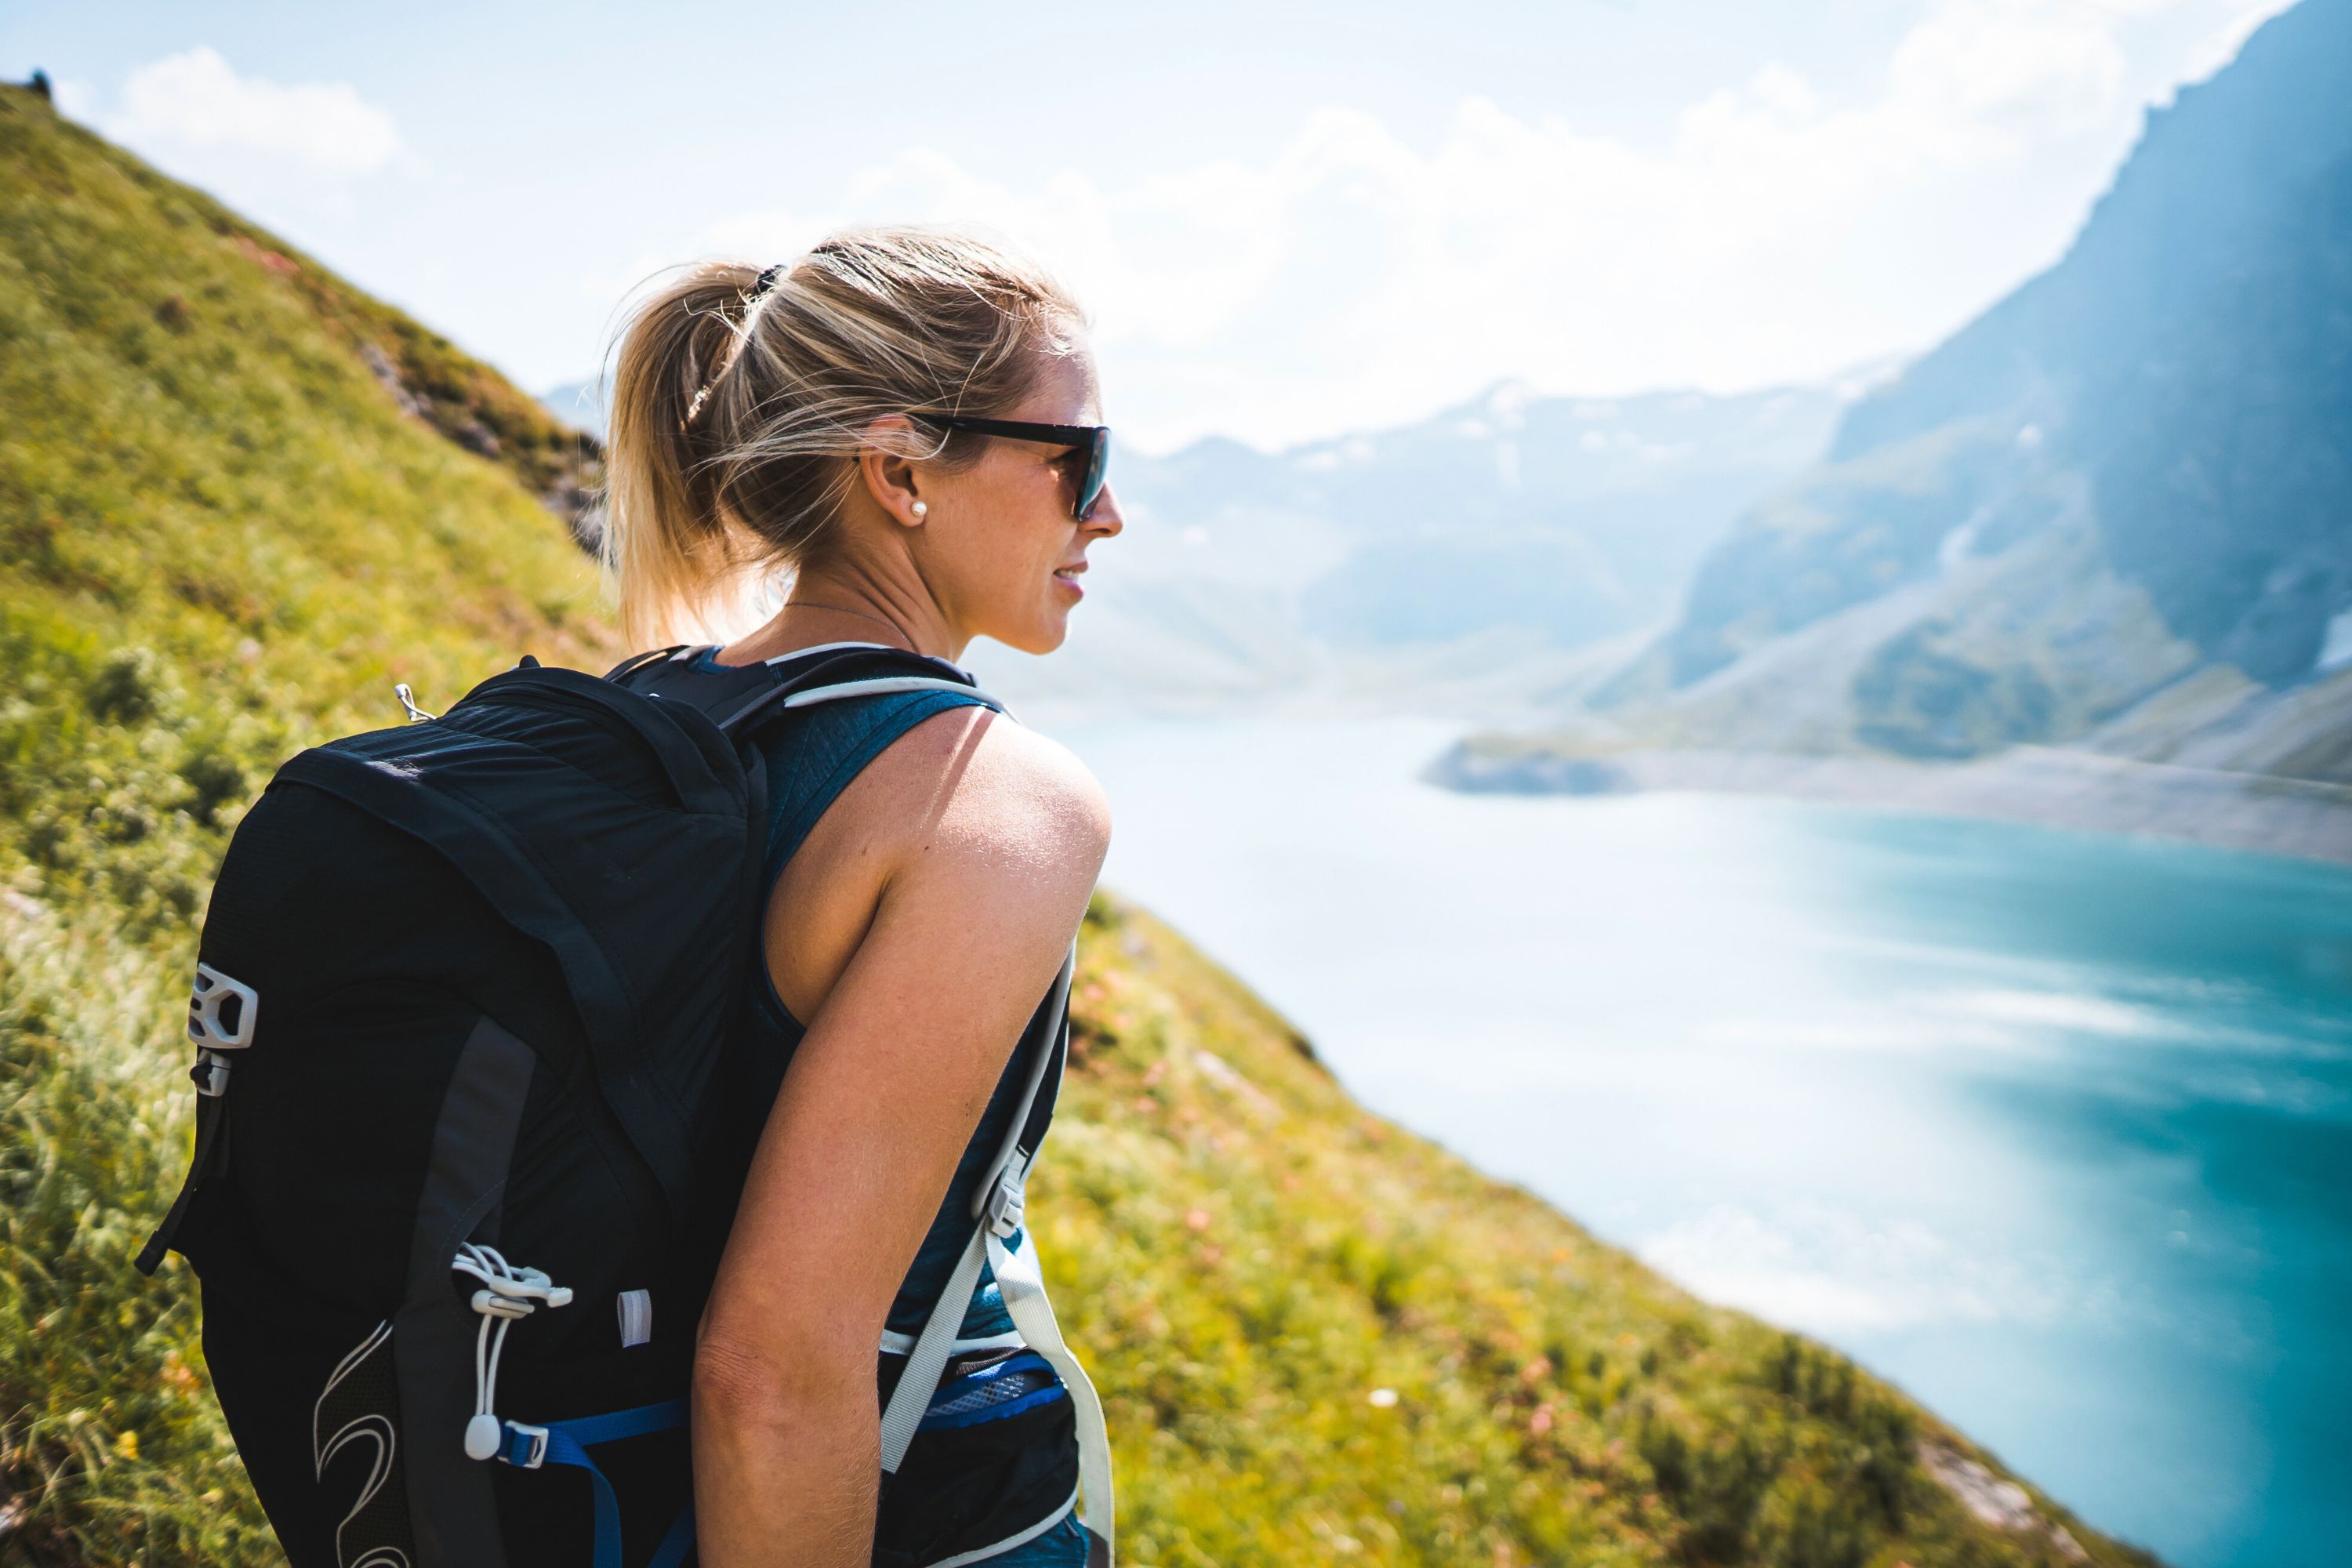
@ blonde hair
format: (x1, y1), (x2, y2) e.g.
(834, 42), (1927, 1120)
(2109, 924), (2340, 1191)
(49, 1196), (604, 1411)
(602, 226), (1086, 645)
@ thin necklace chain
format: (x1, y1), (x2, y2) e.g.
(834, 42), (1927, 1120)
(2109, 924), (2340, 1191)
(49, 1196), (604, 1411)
(775, 599), (918, 653)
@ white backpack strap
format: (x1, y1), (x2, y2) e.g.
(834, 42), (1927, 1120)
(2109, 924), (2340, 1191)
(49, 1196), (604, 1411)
(782, 676), (1003, 710)
(987, 1182), (1115, 1565)
(709, 648), (1007, 737)
(877, 1225), (992, 1468)
(875, 953), (1065, 1473)
(875, 953), (1109, 1559)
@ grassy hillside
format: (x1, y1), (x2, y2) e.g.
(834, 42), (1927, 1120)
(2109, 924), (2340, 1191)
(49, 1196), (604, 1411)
(0, 78), (615, 1560)
(2, 81), (2154, 1566)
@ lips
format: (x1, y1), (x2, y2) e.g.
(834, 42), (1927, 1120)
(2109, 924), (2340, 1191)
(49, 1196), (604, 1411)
(1053, 561), (1086, 596)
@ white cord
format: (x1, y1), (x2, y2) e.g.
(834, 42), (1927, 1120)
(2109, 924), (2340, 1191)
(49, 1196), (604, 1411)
(451, 1243), (572, 1461)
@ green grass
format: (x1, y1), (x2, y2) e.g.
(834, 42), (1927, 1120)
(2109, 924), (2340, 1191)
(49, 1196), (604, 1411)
(0, 79), (612, 1560)
(0, 80), (2161, 1566)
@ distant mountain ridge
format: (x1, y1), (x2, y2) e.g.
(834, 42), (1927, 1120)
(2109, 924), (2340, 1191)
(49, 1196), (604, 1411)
(539, 376), (606, 441)
(1481, 0), (2352, 797)
(968, 378), (1849, 714)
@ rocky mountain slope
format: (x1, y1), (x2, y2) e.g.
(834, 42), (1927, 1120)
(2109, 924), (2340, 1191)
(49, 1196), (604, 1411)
(2, 81), (2154, 1566)
(1490, 0), (2352, 797)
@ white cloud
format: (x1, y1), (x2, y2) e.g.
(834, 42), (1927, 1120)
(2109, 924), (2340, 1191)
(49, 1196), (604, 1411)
(615, 0), (2287, 450)
(1886, 0), (2136, 144)
(91, 48), (418, 221)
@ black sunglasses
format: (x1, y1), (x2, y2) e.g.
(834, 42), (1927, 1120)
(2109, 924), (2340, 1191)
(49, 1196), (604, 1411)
(913, 415), (1112, 522)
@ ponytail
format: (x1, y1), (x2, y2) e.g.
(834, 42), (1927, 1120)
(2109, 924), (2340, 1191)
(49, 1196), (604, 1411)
(602, 263), (761, 648)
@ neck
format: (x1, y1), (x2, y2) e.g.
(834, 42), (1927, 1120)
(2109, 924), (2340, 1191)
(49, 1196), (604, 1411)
(727, 561), (966, 666)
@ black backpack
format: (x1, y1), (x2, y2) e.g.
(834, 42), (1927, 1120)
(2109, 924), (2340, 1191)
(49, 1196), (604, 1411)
(138, 644), (1110, 1568)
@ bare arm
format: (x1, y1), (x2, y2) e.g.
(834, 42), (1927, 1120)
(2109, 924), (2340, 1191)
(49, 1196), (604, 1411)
(691, 709), (1109, 1566)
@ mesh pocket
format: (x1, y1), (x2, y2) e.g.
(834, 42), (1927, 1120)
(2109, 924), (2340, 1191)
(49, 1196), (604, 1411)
(921, 1352), (1066, 1431)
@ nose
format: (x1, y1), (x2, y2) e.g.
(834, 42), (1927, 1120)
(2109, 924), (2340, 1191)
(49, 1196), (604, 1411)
(1085, 483), (1126, 538)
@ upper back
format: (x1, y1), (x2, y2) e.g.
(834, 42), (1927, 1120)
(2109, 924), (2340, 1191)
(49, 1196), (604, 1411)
(624, 643), (1109, 1032)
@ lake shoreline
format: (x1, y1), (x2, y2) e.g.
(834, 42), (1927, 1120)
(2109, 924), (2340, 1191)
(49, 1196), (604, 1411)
(1428, 741), (2352, 867)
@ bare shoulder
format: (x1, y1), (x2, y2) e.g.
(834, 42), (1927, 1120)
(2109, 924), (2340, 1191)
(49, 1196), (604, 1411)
(858, 702), (1112, 884)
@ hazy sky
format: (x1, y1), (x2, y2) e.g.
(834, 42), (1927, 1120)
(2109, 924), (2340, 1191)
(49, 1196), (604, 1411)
(8, 0), (2294, 450)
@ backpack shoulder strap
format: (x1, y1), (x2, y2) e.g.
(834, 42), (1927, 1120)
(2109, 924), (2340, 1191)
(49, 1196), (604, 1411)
(611, 643), (1004, 741)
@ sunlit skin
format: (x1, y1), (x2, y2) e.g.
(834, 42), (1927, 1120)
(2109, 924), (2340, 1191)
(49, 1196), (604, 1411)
(693, 341), (1122, 1566)
(725, 343), (1123, 667)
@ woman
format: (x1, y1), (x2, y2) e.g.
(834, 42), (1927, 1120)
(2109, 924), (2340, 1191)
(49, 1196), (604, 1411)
(603, 227), (1123, 1566)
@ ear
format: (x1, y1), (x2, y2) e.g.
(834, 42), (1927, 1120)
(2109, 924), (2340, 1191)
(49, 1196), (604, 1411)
(857, 417), (928, 529)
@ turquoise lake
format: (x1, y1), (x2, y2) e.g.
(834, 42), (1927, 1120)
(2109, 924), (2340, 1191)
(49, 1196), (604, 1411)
(1045, 713), (2352, 1568)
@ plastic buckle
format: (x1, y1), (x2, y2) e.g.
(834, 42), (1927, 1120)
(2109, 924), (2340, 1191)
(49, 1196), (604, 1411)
(499, 1421), (550, 1469)
(187, 963), (258, 1051)
(191, 1051), (233, 1098)
(982, 1171), (1026, 1238)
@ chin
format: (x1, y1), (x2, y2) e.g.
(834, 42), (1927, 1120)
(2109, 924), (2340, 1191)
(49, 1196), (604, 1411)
(978, 615), (1073, 658)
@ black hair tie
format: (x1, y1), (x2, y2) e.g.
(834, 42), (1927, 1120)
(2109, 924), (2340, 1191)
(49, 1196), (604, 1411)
(686, 264), (786, 428)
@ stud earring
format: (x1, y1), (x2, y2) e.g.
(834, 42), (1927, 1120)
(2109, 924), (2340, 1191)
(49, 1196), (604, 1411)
(911, 501), (928, 517)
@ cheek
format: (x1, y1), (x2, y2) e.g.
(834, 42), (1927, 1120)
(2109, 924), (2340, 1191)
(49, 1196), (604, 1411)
(944, 472), (1064, 591)
(982, 466), (1068, 554)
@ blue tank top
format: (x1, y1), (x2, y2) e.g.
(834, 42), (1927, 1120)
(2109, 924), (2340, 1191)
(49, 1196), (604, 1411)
(704, 649), (1036, 1341)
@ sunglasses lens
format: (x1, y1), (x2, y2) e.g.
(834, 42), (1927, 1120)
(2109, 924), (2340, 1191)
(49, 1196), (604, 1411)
(1075, 430), (1110, 521)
